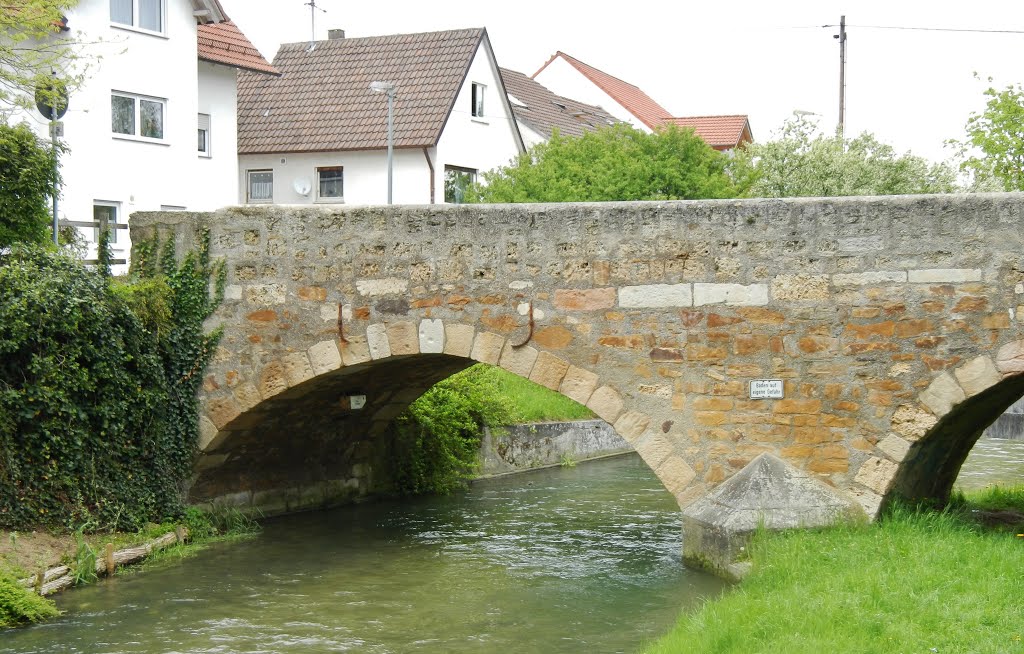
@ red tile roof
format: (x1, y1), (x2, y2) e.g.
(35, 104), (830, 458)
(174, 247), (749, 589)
(666, 115), (753, 150)
(198, 20), (278, 75)
(237, 28), (488, 154)
(532, 51), (672, 130)
(500, 67), (620, 140)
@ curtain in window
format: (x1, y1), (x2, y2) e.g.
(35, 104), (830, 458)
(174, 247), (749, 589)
(140, 99), (163, 138)
(139, 0), (162, 31)
(249, 173), (273, 201)
(110, 0), (132, 25)
(111, 95), (135, 135)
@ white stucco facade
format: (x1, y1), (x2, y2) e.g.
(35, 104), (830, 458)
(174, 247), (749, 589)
(238, 36), (523, 206)
(15, 1), (240, 270)
(533, 57), (650, 133)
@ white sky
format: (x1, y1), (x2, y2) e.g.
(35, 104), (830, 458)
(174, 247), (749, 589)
(226, 0), (1024, 164)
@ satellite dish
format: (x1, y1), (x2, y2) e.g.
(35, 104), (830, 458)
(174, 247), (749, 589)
(292, 177), (312, 196)
(35, 75), (69, 120)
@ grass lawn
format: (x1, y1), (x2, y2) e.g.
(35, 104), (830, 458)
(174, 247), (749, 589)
(644, 487), (1024, 654)
(487, 365), (596, 423)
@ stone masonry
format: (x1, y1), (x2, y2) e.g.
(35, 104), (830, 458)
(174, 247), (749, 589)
(131, 194), (1024, 517)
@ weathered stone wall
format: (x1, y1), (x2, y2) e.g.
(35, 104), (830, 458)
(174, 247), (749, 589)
(131, 194), (1024, 517)
(479, 420), (632, 476)
(983, 397), (1024, 440)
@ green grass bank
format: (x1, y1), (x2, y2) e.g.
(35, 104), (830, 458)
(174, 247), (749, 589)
(644, 486), (1024, 654)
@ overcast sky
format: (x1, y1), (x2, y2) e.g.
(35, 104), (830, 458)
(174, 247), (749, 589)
(226, 0), (1024, 164)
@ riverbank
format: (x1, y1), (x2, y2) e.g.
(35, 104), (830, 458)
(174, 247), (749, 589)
(643, 486), (1024, 654)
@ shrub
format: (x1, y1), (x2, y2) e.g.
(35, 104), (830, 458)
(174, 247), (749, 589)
(0, 573), (58, 629)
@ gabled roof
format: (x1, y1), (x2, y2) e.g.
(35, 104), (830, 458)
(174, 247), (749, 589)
(237, 28), (492, 155)
(500, 67), (620, 140)
(532, 51), (672, 130)
(198, 20), (279, 75)
(667, 115), (753, 150)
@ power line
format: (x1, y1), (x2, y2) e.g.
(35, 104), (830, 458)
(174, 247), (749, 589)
(820, 23), (1024, 35)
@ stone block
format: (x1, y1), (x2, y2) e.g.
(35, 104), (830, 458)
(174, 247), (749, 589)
(554, 287), (616, 311)
(419, 319), (445, 354)
(279, 353), (312, 389)
(877, 434), (912, 462)
(560, 366), (600, 405)
(587, 385), (624, 424)
(533, 325), (573, 349)
(258, 361), (288, 399)
(308, 340), (342, 376)
(693, 283), (769, 307)
(366, 324), (392, 359)
(613, 410), (651, 443)
(386, 321), (419, 356)
(890, 404), (937, 441)
(207, 395), (242, 430)
(224, 285), (242, 301)
(530, 352), (571, 391)
(340, 335), (371, 366)
(832, 271), (906, 287)
(618, 283), (693, 308)
(837, 236), (884, 253)
(634, 433), (675, 469)
(919, 372), (966, 418)
(198, 415), (219, 451)
(771, 274), (830, 301)
(499, 342), (538, 378)
(233, 382), (262, 412)
(243, 283), (286, 305)
(907, 269), (982, 284)
(854, 456), (899, 494)
(444, 323), (475, 358)
(954, 355), (1001, 397)
(471, 331), (505, 365)
(996, 339), (1024, 374)
(657, 455), (697, 497)
(682, 454), (865, 580)
(356, 277), (408, 297)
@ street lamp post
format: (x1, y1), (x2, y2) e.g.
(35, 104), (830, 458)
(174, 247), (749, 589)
(369, 81), (395, 204)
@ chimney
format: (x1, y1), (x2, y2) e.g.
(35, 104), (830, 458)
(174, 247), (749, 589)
(328, 29), (345, 40)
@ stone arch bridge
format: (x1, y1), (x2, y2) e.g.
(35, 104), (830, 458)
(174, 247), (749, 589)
(133, 195), (1024, 523)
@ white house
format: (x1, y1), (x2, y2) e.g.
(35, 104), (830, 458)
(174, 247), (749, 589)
(236, 28), (525, 206)
(17, 0), (275, 268)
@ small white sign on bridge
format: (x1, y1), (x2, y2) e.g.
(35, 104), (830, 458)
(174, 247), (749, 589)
(748, 379), (784, 399)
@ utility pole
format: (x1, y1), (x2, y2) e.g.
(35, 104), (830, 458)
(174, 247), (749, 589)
(304, 0), (326, 49)
(834, 15), (847, 137)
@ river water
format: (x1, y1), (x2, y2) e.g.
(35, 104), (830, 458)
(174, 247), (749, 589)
(1, 455), (726, 654)
(954, 436), (1024, 492)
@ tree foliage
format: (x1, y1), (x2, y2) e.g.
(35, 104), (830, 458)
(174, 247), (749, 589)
(468, 123), (740, 203)
(0, 121), (60, 247)
(733, 115), (957, 198)
(0, 0), (85, 115)
(952, 78), (1024, 191)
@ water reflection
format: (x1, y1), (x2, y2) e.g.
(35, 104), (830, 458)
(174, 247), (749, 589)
(1, 455), (725, 654)
(955, 436), (1024, 492)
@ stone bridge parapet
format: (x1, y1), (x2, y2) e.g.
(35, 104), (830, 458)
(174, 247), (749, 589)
(132, 194), (1024, 517)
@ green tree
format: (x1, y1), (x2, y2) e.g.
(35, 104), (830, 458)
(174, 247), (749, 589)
(1, 1), (84, 114)
(952, 77), (1024, 191)
(733, 114), (957, 198)
(0, 121), (61, 247)
(467, 123), (740, 203)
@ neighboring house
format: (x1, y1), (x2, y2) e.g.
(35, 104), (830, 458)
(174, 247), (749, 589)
(532, 51), (752, 151)
(236, 28), (525, 206)
(16, 0), (275, 269)
(499, 67), (620, 149)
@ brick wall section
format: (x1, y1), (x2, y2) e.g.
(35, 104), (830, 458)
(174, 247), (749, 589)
(132, 194), (1024, 517)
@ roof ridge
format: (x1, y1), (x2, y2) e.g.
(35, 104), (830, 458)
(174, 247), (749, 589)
(276, 26), (485, 50)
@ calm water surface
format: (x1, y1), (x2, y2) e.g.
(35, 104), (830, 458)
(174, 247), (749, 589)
(955, 436), (1024, 491)
(2, 454), (726, 653)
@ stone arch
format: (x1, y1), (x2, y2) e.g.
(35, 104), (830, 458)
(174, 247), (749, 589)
(192, 320), (691, 515)
(860, 340), (1024, 512)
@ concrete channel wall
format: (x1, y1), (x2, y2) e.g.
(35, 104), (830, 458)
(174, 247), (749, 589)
(984, 398), (1024, 441)
(479, 420), (633, 476)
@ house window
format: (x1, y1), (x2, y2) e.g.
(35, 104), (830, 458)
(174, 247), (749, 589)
(198, 113), (211, 157)
(247, 170), (273, 203)
(93, 202), (119, 244)
(444, 166), (476, 204)
(110, 0), (164, 33)
(112, 92), (164, 139)
(471, 83), (485, 118)
(317, 166), (343, 200)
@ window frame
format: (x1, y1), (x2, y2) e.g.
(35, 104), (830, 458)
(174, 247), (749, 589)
(110, 0), (166, 35)
(92, 201), (120, 245)
(111, 91), (166, 142)
(471, 82), (485, 119)
(444, 165), (477, 204)
(198, 113), (211, 157)
(316, 166), (344, 202)
(247, 169), (274, 203)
